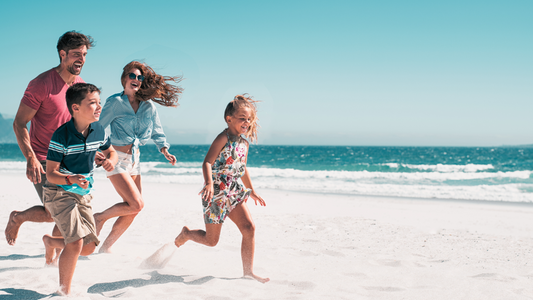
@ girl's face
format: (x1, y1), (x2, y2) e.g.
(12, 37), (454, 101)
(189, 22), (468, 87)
(226, 107), (253, 136)
(124, 68), (143, 96)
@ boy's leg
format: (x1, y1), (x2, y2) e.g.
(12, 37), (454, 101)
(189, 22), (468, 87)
(175, 223), (223, 247)
(228, 203), (269, 283)
(58, 239), (83, 295)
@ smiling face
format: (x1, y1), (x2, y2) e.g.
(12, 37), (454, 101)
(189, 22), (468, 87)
(60, 45), (88, 75)
(73, 91), (102, 123)
(123, 68), (143, 96)
(226, 107), (253, 136)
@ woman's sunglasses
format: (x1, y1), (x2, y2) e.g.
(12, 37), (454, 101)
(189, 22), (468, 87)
(128, 73), (145, 81)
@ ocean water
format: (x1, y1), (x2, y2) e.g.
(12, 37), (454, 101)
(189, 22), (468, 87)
(2, 144), (533, 203)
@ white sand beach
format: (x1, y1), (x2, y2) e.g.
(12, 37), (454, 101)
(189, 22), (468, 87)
(1, 172), (533, 299)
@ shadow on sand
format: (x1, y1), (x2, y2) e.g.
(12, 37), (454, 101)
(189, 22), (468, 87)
(0, 288), (50, 300)
(0, 254), (44, 261)
(88, 270), (239, 295)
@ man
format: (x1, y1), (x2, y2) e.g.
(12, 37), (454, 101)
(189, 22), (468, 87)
(5, 31), (95, 246)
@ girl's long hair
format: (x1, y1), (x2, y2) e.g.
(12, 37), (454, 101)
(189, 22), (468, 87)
(121, 61), (183, 107)
(224, 94), (260, 143)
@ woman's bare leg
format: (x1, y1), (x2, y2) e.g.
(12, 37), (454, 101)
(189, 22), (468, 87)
(228, 203), (270, 283)
(95, 174), (143, 253)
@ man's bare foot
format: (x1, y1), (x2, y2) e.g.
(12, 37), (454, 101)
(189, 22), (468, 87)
(94, 213), (106, 236)
(174, 226), (190, 248)
(43, 235), (57, 265)
(243, 273), (270, 283)
(5, 211), (22, 246)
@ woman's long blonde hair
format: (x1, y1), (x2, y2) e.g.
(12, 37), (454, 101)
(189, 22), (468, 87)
(224, 94), (260, 143)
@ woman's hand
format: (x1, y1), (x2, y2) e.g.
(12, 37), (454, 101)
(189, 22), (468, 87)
(249, 190), (266, 206)
(161, 147), (177, 165)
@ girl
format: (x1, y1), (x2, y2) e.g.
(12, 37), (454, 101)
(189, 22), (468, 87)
(95, 61), (182, 253)
(174, 94), (269, 283)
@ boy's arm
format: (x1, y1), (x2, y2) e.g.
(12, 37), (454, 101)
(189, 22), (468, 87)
(45, 160), (89, 189)
(99, 145), (118, 172)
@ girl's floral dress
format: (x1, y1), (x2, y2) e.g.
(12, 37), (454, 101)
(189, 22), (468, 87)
(203, 130), (251, 224)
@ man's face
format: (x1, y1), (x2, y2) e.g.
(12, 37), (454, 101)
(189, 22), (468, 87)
(60, 45), (88, 75)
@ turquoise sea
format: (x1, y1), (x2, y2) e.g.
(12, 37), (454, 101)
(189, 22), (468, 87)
(2, 144), (533, 203)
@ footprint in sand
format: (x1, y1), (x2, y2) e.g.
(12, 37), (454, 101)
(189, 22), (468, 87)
(369, 259), (402, 267)
(471, 273), (516, 282)
(364, 286), (405, 292)
(289, 281), (316, 290)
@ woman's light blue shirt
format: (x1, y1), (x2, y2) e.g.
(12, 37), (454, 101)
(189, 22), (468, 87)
(98, 92), (170, 152)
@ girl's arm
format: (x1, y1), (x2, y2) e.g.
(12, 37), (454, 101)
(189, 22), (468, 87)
(199, 133), (227, 201)
(45, 160), (89, 189)
(241, 145), (266, 206)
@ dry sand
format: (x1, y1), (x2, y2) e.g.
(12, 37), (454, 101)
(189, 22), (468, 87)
(1, 173), (533, 299)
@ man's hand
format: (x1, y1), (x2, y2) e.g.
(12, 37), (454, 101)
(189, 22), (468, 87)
(26, 157), (44, 184)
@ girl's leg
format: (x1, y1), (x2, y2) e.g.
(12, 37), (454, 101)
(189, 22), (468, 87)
(95, 174), (143, 253)
(175, 223), (223, 247)
(228, 203), (270, 283)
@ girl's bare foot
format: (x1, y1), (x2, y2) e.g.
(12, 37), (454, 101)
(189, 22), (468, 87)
(174, 226), (190, 247)
(5, 211), (21, 245)
(243, 273), (270, 283)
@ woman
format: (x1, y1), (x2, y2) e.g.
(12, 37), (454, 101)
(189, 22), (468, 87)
(95, 61), (182, 253)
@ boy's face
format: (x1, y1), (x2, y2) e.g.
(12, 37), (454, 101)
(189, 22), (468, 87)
(74, 91), (102, 122)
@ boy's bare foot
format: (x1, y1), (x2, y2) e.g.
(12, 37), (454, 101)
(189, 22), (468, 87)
(5, 211), (22, 245)
(94, 213), (105, 236)
(243, 273), (270, 283)
(174, 226), (190, 248)
(43, 235), (57, 265)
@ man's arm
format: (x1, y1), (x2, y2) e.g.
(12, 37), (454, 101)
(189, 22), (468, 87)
(13, 102), (43, 184)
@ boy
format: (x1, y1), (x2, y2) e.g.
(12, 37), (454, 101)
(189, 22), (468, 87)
(42, 83), (117, 295)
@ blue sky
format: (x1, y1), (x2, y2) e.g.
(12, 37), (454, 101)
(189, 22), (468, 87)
(0, 0), (531, 146)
